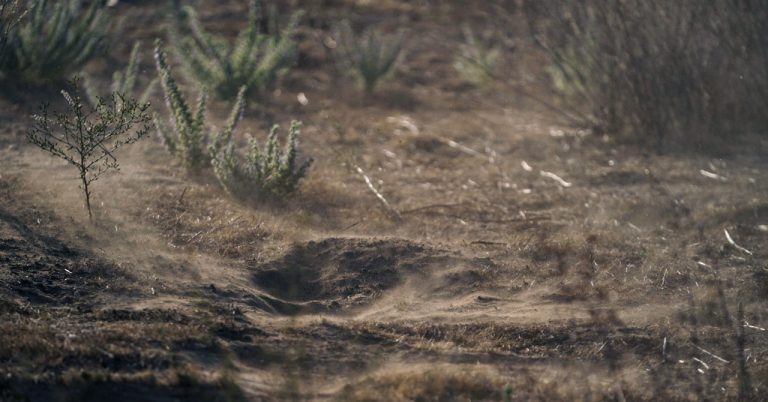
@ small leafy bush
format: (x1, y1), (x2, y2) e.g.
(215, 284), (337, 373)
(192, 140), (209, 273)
(84, 41), (158, 109)
(454, 26), (500, 86)
(153, 41), (246, 173)
(0, 0), (108, 85)
(170, 0), (300, 100)
(27, 86), (151, 219)
(211, 121), (312, 200)
(335, 21), (405, 94)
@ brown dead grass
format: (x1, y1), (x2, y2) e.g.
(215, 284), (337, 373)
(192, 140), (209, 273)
(336, 364), (505, 402)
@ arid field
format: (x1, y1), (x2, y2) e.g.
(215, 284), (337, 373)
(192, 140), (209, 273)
(1, 1), (767, 401)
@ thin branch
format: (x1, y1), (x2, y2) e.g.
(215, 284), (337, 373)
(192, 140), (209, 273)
(354, 165), (401, 220)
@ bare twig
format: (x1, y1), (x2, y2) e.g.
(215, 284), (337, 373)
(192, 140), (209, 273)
(724, 229), (753, 255)
(700, 169), (726, 181)
(744, 321), (766, 332)
(540, 170), (573, 187)
(693, 345), (729, 363)
(692, 357), (710, 370)
(354, 165), (401, 220)
(176, 186), (189, 205)
(437, 136), (492, 162)
(400, 202), (467, 214)
(341, 220), (362, 231)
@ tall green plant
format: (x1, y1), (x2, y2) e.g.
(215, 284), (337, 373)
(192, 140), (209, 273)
(84, 41), (158, 109)
(335, 21), (405, 94)
(170, 0), (300, 100)
(1, 0), (107, 85)
(211, 121), (312, 200)
(153, 41), (246, 173)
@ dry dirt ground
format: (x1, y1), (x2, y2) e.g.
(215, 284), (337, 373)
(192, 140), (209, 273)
(1, 1), (767, 401)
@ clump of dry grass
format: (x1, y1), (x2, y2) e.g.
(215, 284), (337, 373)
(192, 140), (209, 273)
(526, 0), (768, 151)
(146, 185), (272, 258)
(337, 364), (504, 402)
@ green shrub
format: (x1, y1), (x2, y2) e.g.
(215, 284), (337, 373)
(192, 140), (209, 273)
(527, 1), (768, 150)
(454, 25), (500, 86)
(211, 121), (312, 200)
(169, 0), (300, 100)
(153, 41), (246, 174)
(0, 0), (108, 85)
(335, 21), (405, 94)
(84, 41), (158, 109)
(27, 86), (151, 219)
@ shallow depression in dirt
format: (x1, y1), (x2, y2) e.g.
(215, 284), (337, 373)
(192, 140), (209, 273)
(251, 237), (445, 312)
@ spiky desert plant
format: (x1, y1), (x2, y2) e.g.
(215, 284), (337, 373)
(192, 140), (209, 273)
(207, 84), (247, 160)
(27, 86), (151, 220)
(154, 41), (247, 173)
(170, 0), (301, 100)
(335, 21), (405, 94)
(454, 25), (500, 86)
(212, 121), (312, 200)
(84, 41), (158, 109)
(2, 0), (107, 85)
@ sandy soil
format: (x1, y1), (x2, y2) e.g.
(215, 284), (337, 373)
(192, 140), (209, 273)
(1, 1), (767, 401)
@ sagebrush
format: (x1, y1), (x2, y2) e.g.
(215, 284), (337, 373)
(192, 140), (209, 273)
(211, 121), (312, 200)
(170, 0), (300, 100)
(0, 0), (108, 85)
(27, 86), (151, 219)
(335, 21), (405, 94)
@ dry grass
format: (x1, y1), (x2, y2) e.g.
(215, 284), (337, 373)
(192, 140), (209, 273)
(337, 364), (505, 402)
(524, 0), (768, 151)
